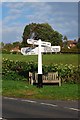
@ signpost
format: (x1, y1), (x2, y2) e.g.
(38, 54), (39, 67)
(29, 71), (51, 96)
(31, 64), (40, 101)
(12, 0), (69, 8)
(27, 38), (51, 88)
(38, 39), (43, 87)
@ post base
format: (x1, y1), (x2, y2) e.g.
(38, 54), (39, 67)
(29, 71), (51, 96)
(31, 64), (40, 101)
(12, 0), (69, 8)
(37, 74), (43, 88)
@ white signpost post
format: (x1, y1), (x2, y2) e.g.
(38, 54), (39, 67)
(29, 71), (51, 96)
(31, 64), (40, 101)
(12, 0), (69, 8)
(38, 39), (42, 87)
(27, 38), (52, 87)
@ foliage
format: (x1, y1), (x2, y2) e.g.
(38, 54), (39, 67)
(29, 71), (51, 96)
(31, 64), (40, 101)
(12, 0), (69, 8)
(2, 58), (80, 84)
(2, 58), (38, 81)
(3, 43), (13, 51)
(63, 36), (68, 48)
(77, 37), (80, 49)
(3, 71), (26, 81)
(63, 35), (68, 41)
(1, 42), (21, 53)
(71, 66), (80, 84)
(22, 23), (63, 46)
(61, 47), (80, 54)
(12, 42), (21, 47)
(0, 42), (5, 48)
(2, 49), (11, 54)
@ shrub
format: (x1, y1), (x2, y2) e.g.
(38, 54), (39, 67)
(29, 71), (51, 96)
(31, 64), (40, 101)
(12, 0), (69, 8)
(61, 47), (80, 54)
(2, 58), (80, 84)
(2, 58), (38, 81)
(71, 66), (80, 84)
(2, 71), (27, 81)
(2, 49), (10, 54)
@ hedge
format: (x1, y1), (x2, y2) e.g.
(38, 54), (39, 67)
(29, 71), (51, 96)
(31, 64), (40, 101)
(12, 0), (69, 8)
(2, 58), (80, 84)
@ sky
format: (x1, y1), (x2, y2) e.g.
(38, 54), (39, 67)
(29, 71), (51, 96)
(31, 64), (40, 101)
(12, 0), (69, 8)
(0, 2), (78, 43)
(1, 0), (79, 2)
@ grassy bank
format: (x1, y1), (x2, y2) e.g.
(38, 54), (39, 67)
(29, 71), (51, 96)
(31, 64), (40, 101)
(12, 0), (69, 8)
(2, 54), (79, 100)
(2, 80), (79, 100)
(2, 54), (79, 66)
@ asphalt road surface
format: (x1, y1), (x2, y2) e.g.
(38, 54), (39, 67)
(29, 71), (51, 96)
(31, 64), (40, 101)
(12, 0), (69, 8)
(2, 97), (80, 119)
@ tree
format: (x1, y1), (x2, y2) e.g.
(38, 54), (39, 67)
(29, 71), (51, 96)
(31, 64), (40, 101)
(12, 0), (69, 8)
(63, 35), (68, 47)
(3, 43), (13, 51)
(0, 42), (4, 48)
(22, 23), (63, 46)
(63, 35), (68, 41)
(12, 42), (20, 47)
(77, 37), (80, 49)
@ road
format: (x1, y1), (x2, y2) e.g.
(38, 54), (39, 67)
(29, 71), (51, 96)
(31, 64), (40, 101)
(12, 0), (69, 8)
(2, 97), (80, 119)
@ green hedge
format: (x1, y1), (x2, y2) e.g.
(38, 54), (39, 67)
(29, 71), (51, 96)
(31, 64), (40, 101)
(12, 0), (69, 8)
(2, 50), (10, 54)
(61, 47), (80, 54)
(2, 58), (80, 84)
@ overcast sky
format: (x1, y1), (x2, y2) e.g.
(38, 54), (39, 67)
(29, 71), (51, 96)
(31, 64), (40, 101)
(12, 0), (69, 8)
(1, 2), (78, 43)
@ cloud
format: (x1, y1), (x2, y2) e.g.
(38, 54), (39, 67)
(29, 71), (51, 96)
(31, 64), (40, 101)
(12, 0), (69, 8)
(25, 3), (52, 22)
(24, 2), (78, 39)
(2, 23), (25, 43)
(3, 14), (21, 25)
(2, 2), (78, 43)
(4, 2), (26, 9)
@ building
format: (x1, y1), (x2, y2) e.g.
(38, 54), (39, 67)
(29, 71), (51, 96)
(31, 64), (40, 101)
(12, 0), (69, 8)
(67, 40), (77, 48)
(10, 46), (20, 53)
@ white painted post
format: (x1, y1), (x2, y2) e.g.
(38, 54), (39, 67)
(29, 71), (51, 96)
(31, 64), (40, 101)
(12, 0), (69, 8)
(37, 39), (43, 88)
(38, 39), (42, 74)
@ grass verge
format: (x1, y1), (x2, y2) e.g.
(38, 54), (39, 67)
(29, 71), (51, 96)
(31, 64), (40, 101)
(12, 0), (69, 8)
(2, 80), (80, 100)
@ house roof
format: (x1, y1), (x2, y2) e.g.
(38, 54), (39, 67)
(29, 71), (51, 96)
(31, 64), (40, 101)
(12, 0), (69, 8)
(67, 40), (77, 44)
(10, 46), (20, 52)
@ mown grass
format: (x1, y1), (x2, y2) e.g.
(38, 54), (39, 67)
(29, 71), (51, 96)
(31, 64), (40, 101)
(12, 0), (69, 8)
(2, 80), (80, 100)
(2, 53), (79, 66)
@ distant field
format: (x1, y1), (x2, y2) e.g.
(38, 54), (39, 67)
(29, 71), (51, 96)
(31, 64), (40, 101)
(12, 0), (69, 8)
(2, 53), (79, 66)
